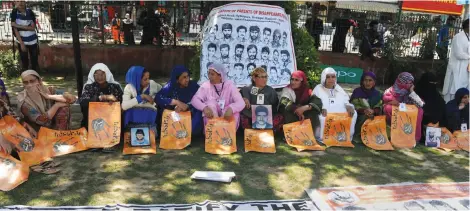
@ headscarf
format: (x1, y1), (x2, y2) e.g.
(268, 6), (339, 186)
(207, 63), (228, 83)
(350, 72), (381, 106)
(17, 70), (51, 115)
(125, 66), (146, 94)
(391, 72), (414, 97)
(415, 72), (446, 121)
(164, 65), (199, 103)
(287, 70), (311, 104)
(320, 67), (347, 96)
(455, 88), (469, 104)
(83, 63), (121, 93)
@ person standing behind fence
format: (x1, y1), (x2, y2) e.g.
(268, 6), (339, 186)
(111, 13), (121, 44)
(139, 7), (161, 46)
(92, 6), (99, 28)
(10, 0), (39, 72)
(305, 6), (323, 50)
(332, 9), (354, 53)
(122, 13), (135, 45)
(436, 16), (456, 61)
(442, 19), (469, 102)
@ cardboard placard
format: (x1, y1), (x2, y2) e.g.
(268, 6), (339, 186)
(87, 102), (121, 148)
(454, 130), (469, 152)
(244, 129), (276, 153)
(205, 117), (237, 155)
(283, 119), (325, 151)
(123, 129), (157, 155)
(323, 113), (354, 148)
(39, 127), (88, 157)
(391, 105), (418, 148)
(439, 127), (459, 150)
(361, 116), (394, 150)
(159, 109), (192, 150)
(0, 116), (50, 167)
(0, 151), (29, 191)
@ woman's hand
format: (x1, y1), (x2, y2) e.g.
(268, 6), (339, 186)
(141, 94), (154, 104)
(100, 95), (117, 102)
(203, 106), (214, 119)
(389, 100), (400, 106)
(410, 85), (415, 93)
(459, 103), (466, 110)
(23, 123), (37, 139)
(54, 102), (69, 108)
(364, 108), (374, 118)
(224, 107), (233, 120)
(294, 105), (309, 121)
(243, 98), (251, 109)
(176, 102), (189, 112)
(63, 92), (77, 104)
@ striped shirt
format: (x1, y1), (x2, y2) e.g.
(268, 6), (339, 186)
(10, 8), (38, 45)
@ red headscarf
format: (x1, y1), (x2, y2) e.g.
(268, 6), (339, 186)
(288, 70), (312, 104)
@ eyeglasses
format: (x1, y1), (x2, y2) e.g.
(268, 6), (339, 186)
(290, 78), (301, 82)
(256, 75), (268, 79)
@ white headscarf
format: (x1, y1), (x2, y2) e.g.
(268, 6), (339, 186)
(83, 63), (121, 93)
(320, 67), (347, 96)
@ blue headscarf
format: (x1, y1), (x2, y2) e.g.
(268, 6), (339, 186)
(164, 65), (199, 104)
(125, 66), (146, 94)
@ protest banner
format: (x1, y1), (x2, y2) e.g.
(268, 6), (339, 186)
(283, 119), (324, 151)
(39, 127), (88, 157)
(391, 105), (418, 148)
(323, 113), (354, 148)
(307, 182), (469, 210)
(205, 117), (237, 154)
(87, 102), (121, 148)
(361, 116), (393, 150)
(0, 151), (29, 191)
(159, 110), (192, 150)
(199, 3), (296, 88)
(454, 130), (469, 152)
(123, 128), (157, 155)
(244, 129), (276, 153)
(439, 127), (459, 150)
(0, 115), (50, 166)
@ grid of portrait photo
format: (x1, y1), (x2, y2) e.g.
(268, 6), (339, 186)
(199, 21), (295, 87)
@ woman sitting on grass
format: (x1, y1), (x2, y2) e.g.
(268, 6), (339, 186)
(279, 70), (322, 131)
(18, 70), (76, 131)
(122, 66), (162, 131)
(383, 72), (424, 142)
(155, 65), (203, 136)
(350, 71), (383, 139)
(240, 67), (283, 132)
(191, 63), (245, 130)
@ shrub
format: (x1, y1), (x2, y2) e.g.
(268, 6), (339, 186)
(0, 49), (21, 79)
(292, 27), (322, 88)
(188, 44), (202, 81)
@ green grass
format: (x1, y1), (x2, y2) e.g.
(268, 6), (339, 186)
(1, 74), (468, 206)
(0, 135), (468, 206)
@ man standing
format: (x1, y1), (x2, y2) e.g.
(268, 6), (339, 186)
(305, 4), (323, 50)
(443, 19), (469, 102)
(11, 0), (39, 71)
(437, 16), (455, 60)
(92, 6), (99, 27)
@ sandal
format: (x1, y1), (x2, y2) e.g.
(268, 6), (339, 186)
(31, 166), (61, 175)
(40, 160), (61, 168)
(102, 146), (116, 153)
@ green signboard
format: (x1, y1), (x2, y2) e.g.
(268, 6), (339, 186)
(319, 65), (364, 84)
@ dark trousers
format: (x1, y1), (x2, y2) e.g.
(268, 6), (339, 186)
(17, 43), (39, 71)
(313, 34), (320, 50)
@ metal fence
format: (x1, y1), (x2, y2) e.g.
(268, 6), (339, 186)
(1, 1), (204, 46)
(2, 1), (464, 58)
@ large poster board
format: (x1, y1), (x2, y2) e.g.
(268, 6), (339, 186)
(199, 3), (296, 88)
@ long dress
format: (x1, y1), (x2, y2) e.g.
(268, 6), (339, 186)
(155, 65), (203, 136)
(442, 31), (470, 102)
(446, 88), (469, 132)
(121, 19), (135, 45)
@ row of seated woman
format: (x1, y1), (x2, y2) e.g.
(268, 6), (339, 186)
(9, 63), (470, 148)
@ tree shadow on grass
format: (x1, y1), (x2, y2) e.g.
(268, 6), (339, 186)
(0, 131), (468, 206)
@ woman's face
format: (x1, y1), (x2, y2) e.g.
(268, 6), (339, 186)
(363, 76), (375, 90)
(325, 74), (336, 88)
(178, 72), (190, 88)
(462, 95), (469, 105)
(208, 69), (222, 84)
(253, 72), (268, 87)
(94, 70), (107, 85)
(141, 71), (150, 88)
(290, 76), (302, 89)
(22, 75), (39, 88)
